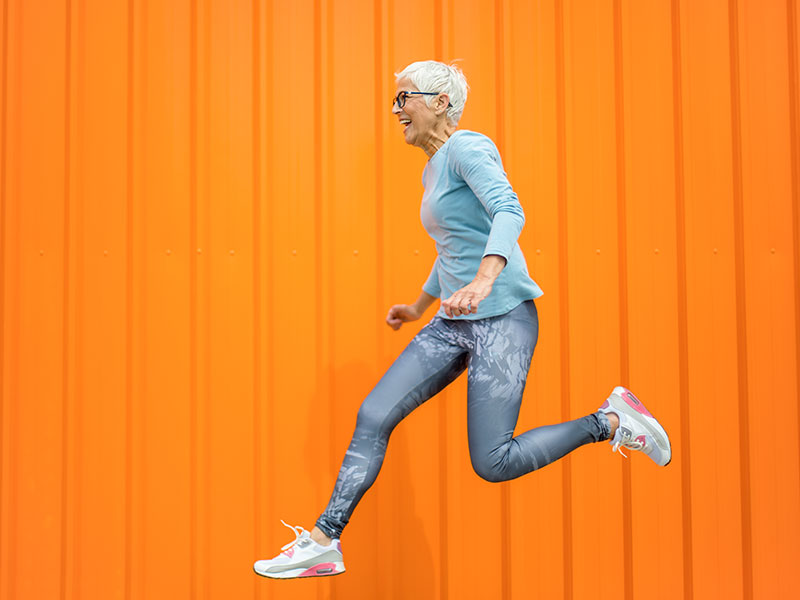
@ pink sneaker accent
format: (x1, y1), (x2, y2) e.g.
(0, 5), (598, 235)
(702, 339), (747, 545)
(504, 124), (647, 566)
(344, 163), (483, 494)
(298, 563), (338, 577)
(635, 434), (647, 447)
(600, 399), (610, 410)
(622, 389), (653, 418)
(282, 547), (295, 558)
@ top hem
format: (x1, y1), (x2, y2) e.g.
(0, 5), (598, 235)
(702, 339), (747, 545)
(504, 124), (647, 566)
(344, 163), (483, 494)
(435, 293), (542, 321)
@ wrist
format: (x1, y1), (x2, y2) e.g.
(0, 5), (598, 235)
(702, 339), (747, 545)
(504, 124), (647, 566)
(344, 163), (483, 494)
(410, 301), (425, 316)
(476, 254), (506, 282)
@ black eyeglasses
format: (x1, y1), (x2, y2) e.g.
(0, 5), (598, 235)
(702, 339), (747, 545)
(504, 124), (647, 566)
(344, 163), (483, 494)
(392, 91), (453, 110)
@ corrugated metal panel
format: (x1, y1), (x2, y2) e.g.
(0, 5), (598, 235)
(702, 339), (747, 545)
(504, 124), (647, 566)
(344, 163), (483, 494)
(1, 0), (799, 598)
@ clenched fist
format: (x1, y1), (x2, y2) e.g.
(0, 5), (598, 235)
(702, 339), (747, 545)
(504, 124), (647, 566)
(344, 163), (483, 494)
(386, 304), (423, 330)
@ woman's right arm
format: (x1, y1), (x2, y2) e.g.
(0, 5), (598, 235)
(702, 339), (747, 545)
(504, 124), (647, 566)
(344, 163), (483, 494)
(386, 290), (438, 330)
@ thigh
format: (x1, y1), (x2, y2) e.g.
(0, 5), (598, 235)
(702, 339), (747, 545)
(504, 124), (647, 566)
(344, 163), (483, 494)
(356, 316), (469, 432)
(465, 301), (539, 459)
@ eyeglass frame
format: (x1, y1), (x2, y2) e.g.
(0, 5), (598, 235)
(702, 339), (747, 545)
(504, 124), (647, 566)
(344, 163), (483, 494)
(392, 90), (454, 110)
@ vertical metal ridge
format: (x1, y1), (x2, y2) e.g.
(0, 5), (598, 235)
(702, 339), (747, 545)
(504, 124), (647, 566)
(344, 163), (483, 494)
(434, 0), (442, 60)
(495, 0), (505, 151)
(313, 0), (321, 453)
(447, 0), (454, 59)
(373, 0), (383, 377)
(494, 2), (511, 599)
(251, 0), (263, 598)
(670, 1), (694, 597)
(322, 1), (337, 596)
(4, 4), (18, 596)
(124, 0), (135, 597)
(69, 2), (87, 597)
(133, 0), (149, 595)
(727, 1), (753, 597)
(313, 0), (323, 459)
(324, 0), (336, 523)
(787, 0), (800, 506)
(311, 8), (331, 597)
(554, 3), (572, 597)
(188, 0), (198, 597)
(261, 2), (275, 599)
(372, 3), (387, 587)
(60, 1), (74, 598)
(0, 0), (7, 589)
(611, 2), (633, 599)
(438, 397), (449, 600)
(201, 0), (212, 591)
(433, 6), (449, 598)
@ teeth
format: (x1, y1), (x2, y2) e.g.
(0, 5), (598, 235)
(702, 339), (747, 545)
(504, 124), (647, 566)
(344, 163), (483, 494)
(400, 119), (411, 124)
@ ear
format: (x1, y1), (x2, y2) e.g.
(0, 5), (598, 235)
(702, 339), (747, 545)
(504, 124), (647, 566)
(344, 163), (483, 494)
(435, 93), (450, 115)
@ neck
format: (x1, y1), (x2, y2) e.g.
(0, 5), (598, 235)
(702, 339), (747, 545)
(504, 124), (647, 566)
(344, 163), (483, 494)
(421, 122), (457, 158)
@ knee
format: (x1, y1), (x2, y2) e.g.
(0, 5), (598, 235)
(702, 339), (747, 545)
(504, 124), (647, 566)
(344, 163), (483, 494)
(470, 457), (507, 484)
(354, 401), (394, 437)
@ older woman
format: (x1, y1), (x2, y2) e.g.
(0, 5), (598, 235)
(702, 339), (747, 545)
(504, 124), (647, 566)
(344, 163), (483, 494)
(254, 61), (671, 579)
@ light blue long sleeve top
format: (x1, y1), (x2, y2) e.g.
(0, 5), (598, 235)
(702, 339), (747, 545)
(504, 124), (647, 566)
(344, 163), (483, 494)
(420, 129), (543, 320)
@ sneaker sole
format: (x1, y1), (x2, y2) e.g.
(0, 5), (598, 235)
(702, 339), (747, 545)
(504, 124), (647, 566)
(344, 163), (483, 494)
(607, 386), (672, 466)
(253, 561), (346, 579)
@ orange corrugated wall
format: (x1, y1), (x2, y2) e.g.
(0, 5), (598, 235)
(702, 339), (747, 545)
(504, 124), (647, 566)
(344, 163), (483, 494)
(1, 0), (799, 598)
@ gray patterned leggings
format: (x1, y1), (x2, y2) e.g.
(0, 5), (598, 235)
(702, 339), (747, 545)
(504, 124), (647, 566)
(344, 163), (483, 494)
(315, 300), (611, 539)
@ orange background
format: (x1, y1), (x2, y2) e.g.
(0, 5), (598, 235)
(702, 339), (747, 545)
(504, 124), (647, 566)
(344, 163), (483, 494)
(2, 0), (800, 598)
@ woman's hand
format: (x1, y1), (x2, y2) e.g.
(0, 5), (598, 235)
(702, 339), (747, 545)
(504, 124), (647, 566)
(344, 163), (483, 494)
(386, 304), (423, 330)
(441, 254), (506, 317)
(441, 276), (494, 317)
(386, 291), (438, 330)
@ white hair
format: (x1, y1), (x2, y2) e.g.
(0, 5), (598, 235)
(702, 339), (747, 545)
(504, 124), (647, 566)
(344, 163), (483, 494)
(394, 60), (469, 125)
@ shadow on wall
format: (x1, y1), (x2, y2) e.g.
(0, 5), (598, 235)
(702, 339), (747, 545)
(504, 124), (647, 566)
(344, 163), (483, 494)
(304, 359), (439, 598)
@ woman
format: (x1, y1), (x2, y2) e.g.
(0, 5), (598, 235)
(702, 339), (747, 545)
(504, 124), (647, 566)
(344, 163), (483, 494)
(254, 60), (671, 579)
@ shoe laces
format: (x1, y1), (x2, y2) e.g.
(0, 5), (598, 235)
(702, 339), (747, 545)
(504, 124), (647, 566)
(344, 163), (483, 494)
(611, 430), (644, 459)
(279, 519), (310, 553)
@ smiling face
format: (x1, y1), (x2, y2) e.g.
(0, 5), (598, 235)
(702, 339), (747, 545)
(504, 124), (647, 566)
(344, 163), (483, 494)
(392, 77), (440, 149)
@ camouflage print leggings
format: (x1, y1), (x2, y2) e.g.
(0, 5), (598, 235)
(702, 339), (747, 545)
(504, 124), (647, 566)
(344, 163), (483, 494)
(315, 300), (611, 539)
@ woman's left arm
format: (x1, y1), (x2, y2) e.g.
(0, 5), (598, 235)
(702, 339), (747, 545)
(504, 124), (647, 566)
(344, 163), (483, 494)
(442, 133), (523, 317)
(441, 254), (506, 317)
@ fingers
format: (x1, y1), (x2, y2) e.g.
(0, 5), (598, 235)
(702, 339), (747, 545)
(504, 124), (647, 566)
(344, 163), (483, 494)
(443, 280), (493, 317)
(386, 304), (414, 330)
(442, 293), (480, 317)
(386, 319), (402, 330)
(386, 306), (402, 329)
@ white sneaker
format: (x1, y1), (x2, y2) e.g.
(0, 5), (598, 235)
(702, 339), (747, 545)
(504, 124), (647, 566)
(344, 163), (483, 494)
(253, 520), (345, 579)
(598, 386), (672, 466)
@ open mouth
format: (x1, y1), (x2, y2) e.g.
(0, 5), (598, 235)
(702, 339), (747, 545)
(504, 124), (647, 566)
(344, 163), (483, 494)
(400, 118), (411, 130)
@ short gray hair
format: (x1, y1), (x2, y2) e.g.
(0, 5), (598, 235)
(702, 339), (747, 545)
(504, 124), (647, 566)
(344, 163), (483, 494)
(395, 60), (469, 125)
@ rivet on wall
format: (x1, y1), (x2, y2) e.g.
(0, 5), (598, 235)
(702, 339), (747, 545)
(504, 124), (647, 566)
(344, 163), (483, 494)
(595, 249), (600, 254)
(167, 249), (172, 255)
(292, 249), (297, 256)
(230, 250), (235, 255)
(197, 248), (202, 254)
(655, 248), (660, 254)
(353, 250), (359, 256)
(414, 249), (419, 255)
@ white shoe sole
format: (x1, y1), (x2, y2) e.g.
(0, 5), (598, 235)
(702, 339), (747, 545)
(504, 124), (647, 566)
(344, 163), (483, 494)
(254, 561), (346, 579)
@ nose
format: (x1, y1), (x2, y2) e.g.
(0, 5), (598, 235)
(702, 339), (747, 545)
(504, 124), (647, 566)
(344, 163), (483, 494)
(391, 100), (401, 115)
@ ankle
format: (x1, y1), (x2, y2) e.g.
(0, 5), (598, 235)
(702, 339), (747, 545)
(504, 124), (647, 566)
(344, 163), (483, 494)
(310, 526), (333, 546)
(606, 412), (620, 440)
